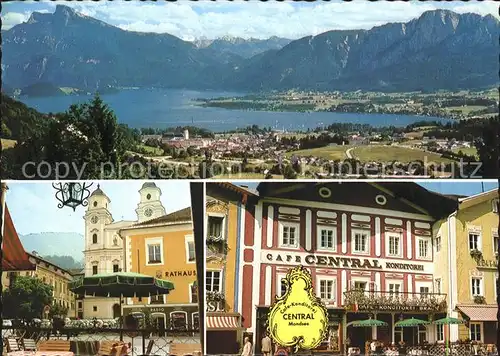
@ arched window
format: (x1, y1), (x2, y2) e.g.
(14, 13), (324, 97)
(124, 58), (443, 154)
(170, 311), (188, 330)
(92, 233), (98, 244)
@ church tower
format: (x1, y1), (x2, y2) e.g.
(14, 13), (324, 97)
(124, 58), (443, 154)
(136, 182), (166, 222)
(83, 185), (113, 277)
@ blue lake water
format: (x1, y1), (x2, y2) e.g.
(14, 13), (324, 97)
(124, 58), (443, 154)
(19, 88), (450, 131)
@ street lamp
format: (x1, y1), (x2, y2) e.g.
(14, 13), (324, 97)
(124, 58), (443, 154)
(52, 182), (93, 211)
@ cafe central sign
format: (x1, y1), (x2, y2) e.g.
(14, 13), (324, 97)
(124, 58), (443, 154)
(262, 250), (430, 273)
(267, 265), (328, 352)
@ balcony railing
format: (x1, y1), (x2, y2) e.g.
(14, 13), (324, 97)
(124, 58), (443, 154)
(206, 235), (228, 257)
(343, 289), (447, 312)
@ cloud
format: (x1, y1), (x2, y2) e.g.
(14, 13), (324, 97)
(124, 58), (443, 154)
(1, 12), (30, 30)
(3, 1), (498, 39)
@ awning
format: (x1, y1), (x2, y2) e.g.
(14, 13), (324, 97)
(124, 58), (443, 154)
(2, 205), (36, 271)
(457, 304), (498, 321)
(206, 313), (243, 331)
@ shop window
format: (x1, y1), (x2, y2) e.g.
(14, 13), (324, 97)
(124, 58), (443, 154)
(170, 311), (188, 330)
(206, 270), (222, 292)
(280, 222), (299, 248)
(470, 323), (482, 342)
(192, 312), (199, 330)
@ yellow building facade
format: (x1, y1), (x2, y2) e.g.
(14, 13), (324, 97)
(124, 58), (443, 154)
(434, 190), (498, 344)
(4, 253), (77, 318)
(120, 207), (199, 331)
(206, 197), (243, 355)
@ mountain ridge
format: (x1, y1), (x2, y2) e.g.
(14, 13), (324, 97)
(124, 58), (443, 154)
(3, 6), (498, 92)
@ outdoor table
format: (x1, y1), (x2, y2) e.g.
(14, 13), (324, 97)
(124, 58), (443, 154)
(7, 352), (74, 356)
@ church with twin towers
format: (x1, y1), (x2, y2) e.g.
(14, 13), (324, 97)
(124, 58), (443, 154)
(80, 182), (166, 319)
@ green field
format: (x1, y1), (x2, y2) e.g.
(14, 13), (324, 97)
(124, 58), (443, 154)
(138, 144), (163, 156)
(1, 139), (17, 149)
(451, 147), (478, 157)
(352, 145), (453, 164)
(286, 145), (350, 160)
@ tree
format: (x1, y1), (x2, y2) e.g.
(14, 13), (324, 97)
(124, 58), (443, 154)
(475, 117), (500, 178)
(49, 303), (69, 318)
(283, 165), (297, 179)
(3, 276), (53, 321)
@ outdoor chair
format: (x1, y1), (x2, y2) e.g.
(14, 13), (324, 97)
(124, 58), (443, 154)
(6, 338), (20, 352)
(22, 338), (37, 351)
(37, 339), (71, 351)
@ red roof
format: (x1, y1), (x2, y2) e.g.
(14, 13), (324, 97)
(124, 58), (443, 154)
(2, 205), (35, 271)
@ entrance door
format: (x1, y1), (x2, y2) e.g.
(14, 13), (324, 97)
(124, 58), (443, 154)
(156, 315), (166, 337)
(112, 304), (121, 319)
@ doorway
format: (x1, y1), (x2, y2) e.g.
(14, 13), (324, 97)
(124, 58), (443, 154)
(152, 313), (166, 337)
(113, 304), (121, 319)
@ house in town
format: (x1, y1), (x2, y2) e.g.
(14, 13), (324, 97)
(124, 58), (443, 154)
(206, 182), (461, 354)
(205, 196), (244, 355)
(82, 183), (166, 319)
(433, 189), (499, 345)
(120, 205), (199, 332)
(1, 184), (76, 318)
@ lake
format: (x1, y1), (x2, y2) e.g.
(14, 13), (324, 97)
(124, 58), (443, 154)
(19, 88), (450, 131)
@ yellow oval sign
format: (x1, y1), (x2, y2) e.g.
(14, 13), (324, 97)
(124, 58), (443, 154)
(267, 265), (329, 352)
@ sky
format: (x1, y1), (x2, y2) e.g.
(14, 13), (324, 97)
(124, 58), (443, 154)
(5, 181), (192, 235)
(2, 0), (498, 40)
(239, 181), (499, 197)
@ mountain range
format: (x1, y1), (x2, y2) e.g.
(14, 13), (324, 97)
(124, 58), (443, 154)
(19, 232), (84, 262)
(3, 5), (499, 92)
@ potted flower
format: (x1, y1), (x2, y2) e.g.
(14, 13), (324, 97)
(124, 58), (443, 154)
(473, 295), (486, 304)
(470, 249), (483, 261)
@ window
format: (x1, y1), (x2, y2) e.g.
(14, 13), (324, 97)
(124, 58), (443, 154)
(387, 233), (401, 257)
(435, 235), (441, 253)
(317, 227), (336, 251)
(187, 241), (196, 262)
(190, 284), (198, 304)
(417, 237), (430, 259)
(78, 301), (83, 309)
(192, 312), (199, 330)
(435, 279), (442, 294)
(170, 311), (187, 330)
(113, 264), (119, 273)
(418, 325), (427, 344)
(208, 216), (223, 238)
(388, 283), (401, 296)
(353, 281), (367, 291)
(92, 265), (98, 275)
(148, 244), (161, 263)
(93, 306), (97, 312)
(469, 232), (480, 251)
(436, 324), (444, 342)
(471, 278), (482, 296)
(492, 199), (499, 213)
(352, 230), (369, 254)
(280, 222), (299, 248)
(470, 323), (482, 342)
(206, 270), (222, 292)
(150, 295), (163, 304)
(420, 286), (430, 297)
(319, 279), (335, 300)
(494, 234), (499, 255)
(277, 275), (287, 297)
(92, 233), (98, 244)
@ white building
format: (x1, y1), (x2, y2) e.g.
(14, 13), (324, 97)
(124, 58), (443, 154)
(81, 183), (166, 319)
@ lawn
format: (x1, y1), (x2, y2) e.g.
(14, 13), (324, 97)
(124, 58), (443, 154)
(138, 144), (163, 156)
(286, 145), (350, 160)
(452, 147), (478, 157)
(351, 145), (453, 164)
(1, 139), (17, 149)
